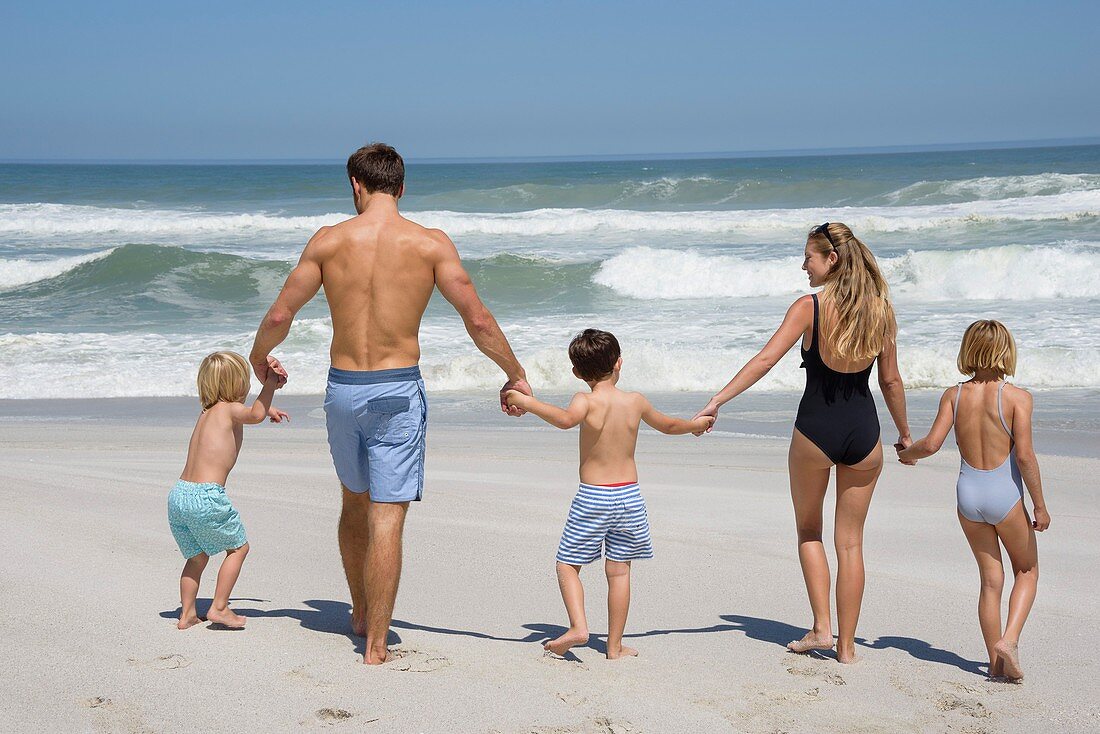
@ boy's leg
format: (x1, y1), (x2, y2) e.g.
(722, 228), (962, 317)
(605, 559), (637, 659)
(339, 485), (371, 636)
(993, 502), (1038, 681)
(363, 500), (409, 665)
(545, 562), (589, 656)
(958, 512), (1006, 676)
(208, 542), (250, 628)
(178, 553), (209, 630)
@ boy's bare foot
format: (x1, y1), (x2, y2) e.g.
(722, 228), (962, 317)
(207, 607), (246, 628)
(993, 639), (1023, 681)
(544, 628), (589, 657)
(606, 645), (638, 660)
(787, 631), (835, 654)
(177, 615), (203, 630)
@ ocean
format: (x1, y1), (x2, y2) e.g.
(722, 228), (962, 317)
(1, 145), (1098, 413)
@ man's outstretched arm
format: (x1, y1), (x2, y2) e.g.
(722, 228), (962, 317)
(249, 231), (325, 382)
(432, 231), (530, 412)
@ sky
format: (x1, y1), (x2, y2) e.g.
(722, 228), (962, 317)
(1, 1), (1098, 160)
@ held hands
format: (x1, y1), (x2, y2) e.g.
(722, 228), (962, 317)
(691, 400), (721, 435)
(1032, 506), (1051, 532)
(691, 415), (715, 436)
(255, 354), (288, 388)
(267, 406), (290, 423)
(894, 435), (915, 465)
(503, 388), (528, 412)
(501, 377), (532, 416)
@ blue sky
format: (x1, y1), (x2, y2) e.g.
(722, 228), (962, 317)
(2, 1), (1097, 160)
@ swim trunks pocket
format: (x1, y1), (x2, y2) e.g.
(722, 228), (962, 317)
(366, 396), (414, 445)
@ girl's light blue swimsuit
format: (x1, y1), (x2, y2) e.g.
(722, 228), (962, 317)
(954, 382), (1025, 525)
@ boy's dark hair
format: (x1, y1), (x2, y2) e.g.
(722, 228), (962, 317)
(346, 142), (404, 197)
(568, 329), (621, 382)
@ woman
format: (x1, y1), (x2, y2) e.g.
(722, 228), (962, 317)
(695, 222), (911, 664)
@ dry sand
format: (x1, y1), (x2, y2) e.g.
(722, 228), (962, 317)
(1, 398), (1097, 733)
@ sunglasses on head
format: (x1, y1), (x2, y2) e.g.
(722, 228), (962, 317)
(815, 222), (836, 247)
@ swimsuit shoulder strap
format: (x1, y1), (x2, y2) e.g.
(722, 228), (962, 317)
(997, 381), (1013, 438)
(953, 382), (963, 425)
(809, 293), (820, 351)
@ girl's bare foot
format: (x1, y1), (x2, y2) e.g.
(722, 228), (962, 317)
(177, 615), (203, 630)
(993, 639), (1023, 681)
(787, 630), (835, 654)
(606, 645), (638, 660)
(544, 628), (588, 657)
(207, 606), (246, 628)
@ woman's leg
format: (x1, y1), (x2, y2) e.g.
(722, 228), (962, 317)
(787, 428), (836, 652)
(833, 443), (882, 663)
(958, 512), (1006, 676)
(993, 501), (1038, 680)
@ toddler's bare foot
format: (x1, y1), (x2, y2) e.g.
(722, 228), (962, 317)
(544, 628), (588, 657)
(606, 645), (638, 660)
(207, 606), (246, 628)
(993, 639), (1023, 681)
(787, 630), (834, 654)
(177, 614), (203, 630)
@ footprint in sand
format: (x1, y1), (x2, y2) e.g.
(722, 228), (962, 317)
(524, 717), (640, 734)
(81, 696), (112, 708)
(556, 691), (588, 707)
(383, 647), (451, 673)
(785, 663), (845, 686)
(315, 708), (354, 724)
(936, 692), (992, 719)
(127, 654), (192, 670)
(540, 650), (589, 671)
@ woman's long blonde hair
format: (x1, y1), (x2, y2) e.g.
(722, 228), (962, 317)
(809, 222), (895, 360)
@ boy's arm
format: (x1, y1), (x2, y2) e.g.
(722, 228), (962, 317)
(1009, 389), (1049, 531)
(639, 395), (713, 435)
(229, 375), (280, 426)
(897, 388), (955, 464)
(506, 391), (588, 430)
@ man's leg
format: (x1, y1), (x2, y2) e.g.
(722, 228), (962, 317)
(363, 500), (409, 664)
(339, 485), (371, 636)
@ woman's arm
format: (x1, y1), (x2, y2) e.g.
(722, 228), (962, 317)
(693, 296), (813, 430)
(897, 388), (954, 464)
(876, 318), (911, 448)
(506, 391), (588, 430)
(1009, 389), (1050, 531)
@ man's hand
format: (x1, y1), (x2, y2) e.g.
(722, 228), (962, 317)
(1032, 506), (1050, 531)
(268, 407), (290, 423)
(255, 355), (288, 387)
(692, 400), (721, 434)
(501, 378), (532, 416)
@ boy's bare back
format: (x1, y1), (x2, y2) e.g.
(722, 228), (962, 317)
(575, 386), (649, 484)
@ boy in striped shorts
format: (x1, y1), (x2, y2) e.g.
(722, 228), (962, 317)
(505, 329), (713, 659)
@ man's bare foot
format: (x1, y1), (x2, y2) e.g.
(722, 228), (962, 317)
(606, 645), (638, 660)
(544, 628), (588, 657)
(363, 646), (388, 665)
(351, 611), (366, 637)
(993, 639), (1023, 681)
(177, 615), (203, 630)
(787, 631), (834, 654)
(206, 606), (246, 628)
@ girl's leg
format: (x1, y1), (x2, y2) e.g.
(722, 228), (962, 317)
(833, 443), (882, 664)
(993, 502), (1038, 680)
(605, 560), (637, 659)
(207, 542), (250, 628)
(545, 562), (589, 656)
(787, 429), (836, 653)
(178, 553), (209, 630)
(958, 512), (1006, 677)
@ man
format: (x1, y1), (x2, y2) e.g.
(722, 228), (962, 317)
(250, 143), (530, 664)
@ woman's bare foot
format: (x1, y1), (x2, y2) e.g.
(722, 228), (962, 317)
(989, 655), (1004, 679)
(207, 606), (246, 628)
(993, 639), (1023, 681)
(544, 628), (588, 657)
(606, 645), (638, 660)
(177, 614), (203, 630)
(787, 630), (835, 654)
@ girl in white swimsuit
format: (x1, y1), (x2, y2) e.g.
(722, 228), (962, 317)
(898, 320), (1050, 682)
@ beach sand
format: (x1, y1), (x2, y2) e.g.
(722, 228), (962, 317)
(1, 396), (1097, 733)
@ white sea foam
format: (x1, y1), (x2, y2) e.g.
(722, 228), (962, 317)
(594, 243), (1100, 301)
(0, 249), (115, 290)
(883, 172), (1100, 204)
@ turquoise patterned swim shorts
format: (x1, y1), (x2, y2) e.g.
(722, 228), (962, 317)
(167, 480), (247, 559)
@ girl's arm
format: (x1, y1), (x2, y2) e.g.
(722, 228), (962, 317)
(876, 317), (912, 447)
(693, 295), (813, 430)
(897, 387), (955, 464)
(639, 396), (714, 435)
(506, 391), (588, 430)
(1009, 388), (1050, 531)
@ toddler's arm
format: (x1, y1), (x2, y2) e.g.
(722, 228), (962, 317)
(897, 387), (955, 465)
(230, 368), (283, 426)
(639, 396), (714, 435)
(505, 390), (588, 429)
(1008, 389), (1049, 531)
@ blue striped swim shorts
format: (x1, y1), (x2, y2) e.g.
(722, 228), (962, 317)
(167, 480), (247, 559)
(556, 482), (654, 565)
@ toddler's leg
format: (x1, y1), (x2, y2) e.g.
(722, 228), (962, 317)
(545, 562), (589, 656)
(207, 543), (249, 628)
(178, 553), (209, 630)
(605, 559), (637, 659)
(959, 513), (1005, 676)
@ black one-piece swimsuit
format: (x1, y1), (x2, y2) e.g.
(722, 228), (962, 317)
(794, 294), (881, 465)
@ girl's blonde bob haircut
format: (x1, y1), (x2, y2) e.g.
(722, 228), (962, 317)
(957, 320), (1017, 378)
(197, 351), (251, 410)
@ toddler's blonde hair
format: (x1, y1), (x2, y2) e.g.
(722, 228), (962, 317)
(197, 351), (251, 410)
(957, 320), (1016, 378)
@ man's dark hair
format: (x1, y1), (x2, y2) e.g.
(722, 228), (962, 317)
(346, 142), (404, 197)
(568, 329), (621, 382)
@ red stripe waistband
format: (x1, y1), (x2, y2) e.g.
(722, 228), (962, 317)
(585, 481), (638, 487)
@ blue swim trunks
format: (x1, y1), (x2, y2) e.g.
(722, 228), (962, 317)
(323, 365), (427, 503)
(167, 480), (248, 559)
(556, 482), (654, 565)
